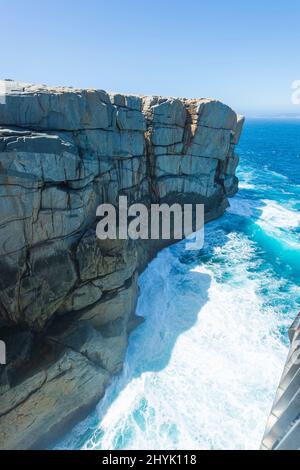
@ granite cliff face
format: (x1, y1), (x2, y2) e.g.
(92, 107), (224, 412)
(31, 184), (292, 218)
(0, 81), (244, 449)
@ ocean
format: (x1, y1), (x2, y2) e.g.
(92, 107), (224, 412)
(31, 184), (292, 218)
(57, 119), (300, 450)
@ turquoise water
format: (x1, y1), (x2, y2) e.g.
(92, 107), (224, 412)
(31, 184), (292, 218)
(58, 119), (300, 450)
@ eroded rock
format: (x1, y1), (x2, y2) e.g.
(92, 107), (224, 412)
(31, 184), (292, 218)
(0, 82), (244, 449)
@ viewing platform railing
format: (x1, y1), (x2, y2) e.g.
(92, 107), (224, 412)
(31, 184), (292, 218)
(262, 312), (300, 450)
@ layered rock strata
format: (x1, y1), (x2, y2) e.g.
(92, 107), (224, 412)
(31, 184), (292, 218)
(0, 81), (244, 449)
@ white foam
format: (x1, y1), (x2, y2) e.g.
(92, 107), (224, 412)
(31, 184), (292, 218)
(238, 182), (255, 190)
(258, 199), (300, 230)
(60, 232), (290, 451)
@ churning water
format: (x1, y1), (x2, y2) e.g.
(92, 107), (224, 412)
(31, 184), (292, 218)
(57, 119), (300, 450)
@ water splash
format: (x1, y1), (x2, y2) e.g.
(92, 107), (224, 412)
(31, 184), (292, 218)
(57, 119), (300, 450)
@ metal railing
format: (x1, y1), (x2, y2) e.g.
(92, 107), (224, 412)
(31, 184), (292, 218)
(261, 313), (300, 450)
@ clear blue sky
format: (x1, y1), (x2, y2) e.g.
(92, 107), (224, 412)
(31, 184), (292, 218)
(2, 0), (300, 115)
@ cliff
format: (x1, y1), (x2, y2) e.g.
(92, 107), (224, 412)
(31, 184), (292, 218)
(0, 81), (244, 449)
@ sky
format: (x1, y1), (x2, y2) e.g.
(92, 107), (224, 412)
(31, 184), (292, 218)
(1, 0), (300, 116)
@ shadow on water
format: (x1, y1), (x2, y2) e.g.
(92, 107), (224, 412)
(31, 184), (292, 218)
(132, 254), (212, 377)
(50, 119), (300, 448)
(57, 182), (300, 449)
(56, 238), (214, 449)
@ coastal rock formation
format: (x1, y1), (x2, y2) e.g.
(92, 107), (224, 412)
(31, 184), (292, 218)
(0, 81), (244, 449)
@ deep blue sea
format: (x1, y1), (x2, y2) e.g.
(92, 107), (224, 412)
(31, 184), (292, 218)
(58, 119), (300, 450)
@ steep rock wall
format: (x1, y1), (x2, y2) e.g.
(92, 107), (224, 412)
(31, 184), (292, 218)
(0, 81), (244, 449)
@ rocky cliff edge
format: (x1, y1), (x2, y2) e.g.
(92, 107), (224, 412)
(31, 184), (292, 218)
(0, 81), (244, 449)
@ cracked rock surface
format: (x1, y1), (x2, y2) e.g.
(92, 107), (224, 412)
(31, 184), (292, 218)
(0, 81), (244, 449)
